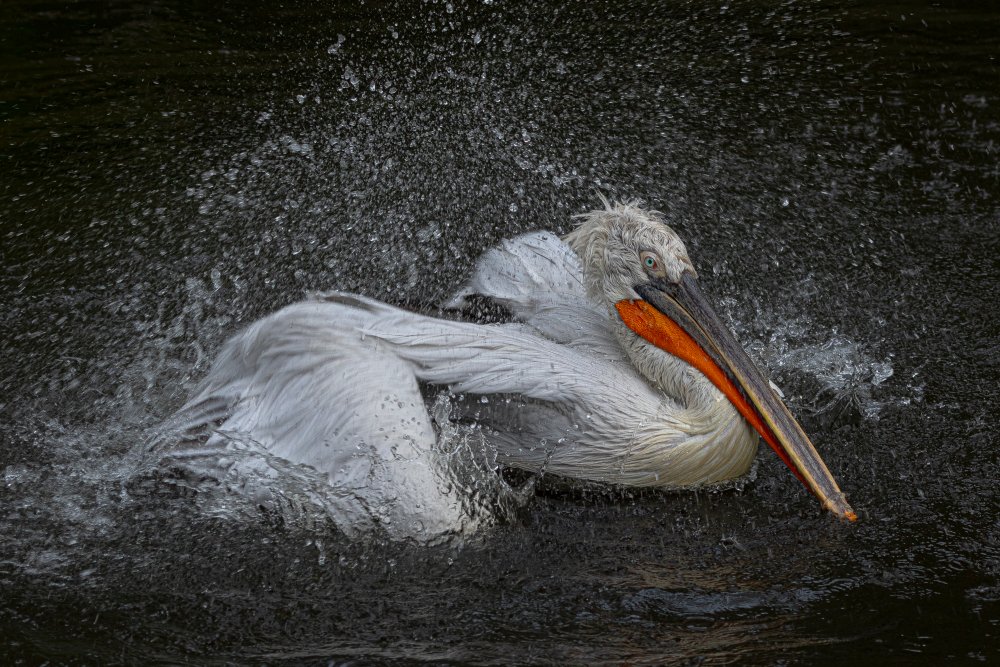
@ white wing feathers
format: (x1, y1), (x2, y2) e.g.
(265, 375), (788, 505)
(445, 231), (624, 361)
(445, 231), (587, 309)
(159, 299), (477, 540)
(322, 293), (661, 427)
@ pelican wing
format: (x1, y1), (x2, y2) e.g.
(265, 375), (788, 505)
(153, 291), (673, 535)
(446, 232), (624, 362)
(446, 231), (587, 308)
(161, 292), (664, 484)
(153, 299), (479, 541)
(173, 291), (664, 451)
(328, 294), (653, 419)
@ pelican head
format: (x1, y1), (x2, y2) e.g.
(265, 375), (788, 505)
(565, 200), (856, 522)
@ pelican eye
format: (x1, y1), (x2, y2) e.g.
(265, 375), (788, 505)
(640, 251), (664, 276)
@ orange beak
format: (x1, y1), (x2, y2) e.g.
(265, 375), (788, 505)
(616, 272), (856, 522)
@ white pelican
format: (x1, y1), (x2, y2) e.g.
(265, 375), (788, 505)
(151, 200), (855, 542)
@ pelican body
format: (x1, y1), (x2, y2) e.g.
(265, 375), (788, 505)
(153, 201), (854, 541)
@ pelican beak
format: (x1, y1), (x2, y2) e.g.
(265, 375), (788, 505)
(616, 272), (856, 522)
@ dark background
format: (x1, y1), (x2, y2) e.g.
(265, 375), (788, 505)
(1, 1), (998, 663)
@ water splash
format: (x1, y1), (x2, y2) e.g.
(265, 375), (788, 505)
(735, 306), (909, 424)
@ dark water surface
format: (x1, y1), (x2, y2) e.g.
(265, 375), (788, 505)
(2, 0), (999, 664)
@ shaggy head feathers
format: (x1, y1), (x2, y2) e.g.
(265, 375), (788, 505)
(563, 199), (697, 306)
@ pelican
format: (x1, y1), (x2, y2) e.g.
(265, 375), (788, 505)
(151, 200), (855, 542)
